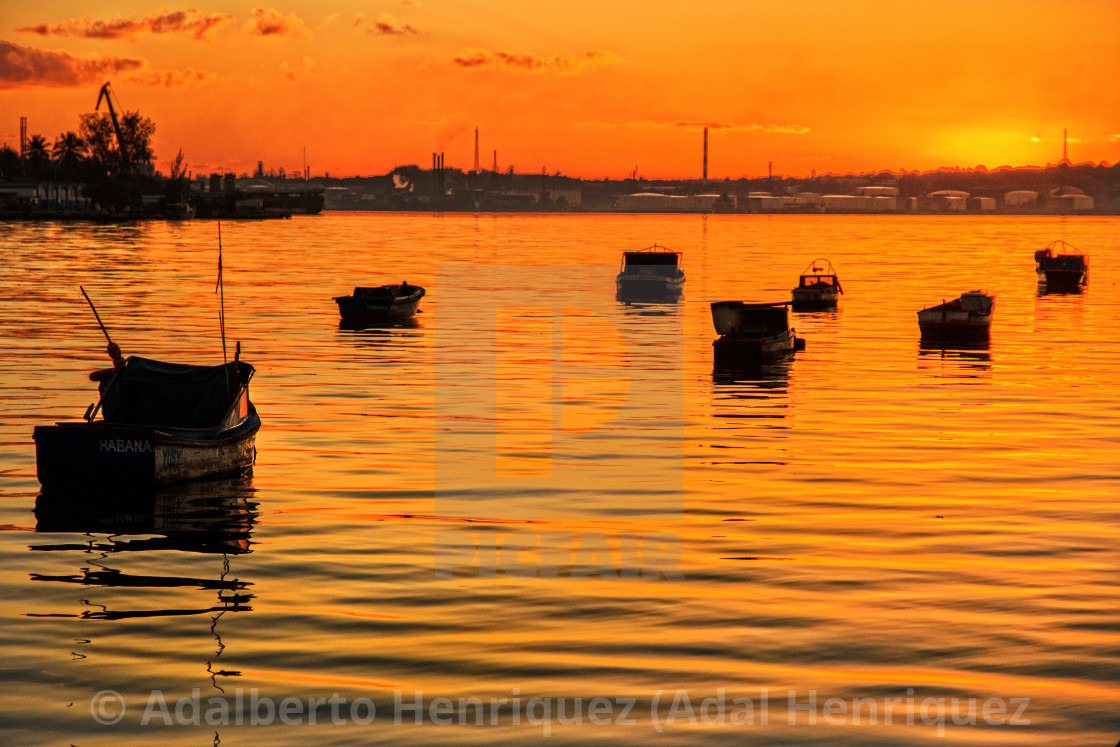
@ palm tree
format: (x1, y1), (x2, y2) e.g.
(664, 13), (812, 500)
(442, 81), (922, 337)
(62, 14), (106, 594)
(25, 134), (50, 178)
(52, 131), (86, 179)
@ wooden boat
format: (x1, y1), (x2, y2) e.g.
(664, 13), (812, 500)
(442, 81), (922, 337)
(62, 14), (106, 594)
(917, 291), (994, 342)
(616, 245), (685, 300)
(33, 354), (260, 491)
(1035, 240), (1087, 292)
(334, 282), (425, 326)
(711, 301), (804, 368)
(791, 258), (843, 310)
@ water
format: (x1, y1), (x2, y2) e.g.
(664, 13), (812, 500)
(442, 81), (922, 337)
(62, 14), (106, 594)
(1, 214), (1118, 745)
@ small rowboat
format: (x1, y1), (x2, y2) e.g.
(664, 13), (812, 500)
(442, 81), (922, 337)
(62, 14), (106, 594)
(1035, 240), (1087, 293)
(33, 355), (260, 491)
(335, 282), (425, 326)
(616, 245), (685, 300)
(791, 259), (843, 310)
(917, 291), (994, 342)
(711, 301), (804, 369)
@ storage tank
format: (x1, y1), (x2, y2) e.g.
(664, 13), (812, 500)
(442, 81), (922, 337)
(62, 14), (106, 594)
(1003, 190), (1038, 207)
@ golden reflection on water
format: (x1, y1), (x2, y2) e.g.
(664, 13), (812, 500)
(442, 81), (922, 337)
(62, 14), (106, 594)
(1, 214), (1118, 745)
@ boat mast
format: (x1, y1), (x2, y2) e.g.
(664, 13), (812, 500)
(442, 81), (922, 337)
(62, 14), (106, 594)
(216, 221), (230, 400)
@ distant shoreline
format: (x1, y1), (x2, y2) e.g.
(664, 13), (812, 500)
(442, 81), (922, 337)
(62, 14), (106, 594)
(3, 208), (1118, 222)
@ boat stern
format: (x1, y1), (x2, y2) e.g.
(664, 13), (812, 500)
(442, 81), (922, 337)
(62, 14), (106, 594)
(34, 423), (157, 490)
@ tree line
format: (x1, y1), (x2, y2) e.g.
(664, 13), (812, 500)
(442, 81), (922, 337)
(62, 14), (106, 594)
(0, 110), (156, 182)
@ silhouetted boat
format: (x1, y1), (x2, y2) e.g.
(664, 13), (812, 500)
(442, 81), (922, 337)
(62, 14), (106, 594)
(791, 258), (843, 310)
(334, 282), (425, 326)
(711, 301), (804, 369)
(917, 290), (993, 342)
(33, 356), (260, 491)
(163, 202), (195, 220)
(1035, 240), (1087, 292)
(616, 245), (685, 300)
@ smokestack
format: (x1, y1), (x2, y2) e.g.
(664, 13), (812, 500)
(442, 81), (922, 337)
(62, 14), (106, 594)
(1062, 127), (1069, 164)
(703, 127), (708, 181)
(474, 127), (480, 172)
(492, 149), (497, 173)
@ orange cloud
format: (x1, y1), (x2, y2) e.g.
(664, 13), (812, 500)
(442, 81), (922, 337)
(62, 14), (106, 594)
(0, 41), (144, 88)
(279, 57), (314, 81)
(126, 68), (217, 87)
(247, 8), (310, 39)
(451, 47), (623, 73)
(16, 10), (235, 42)
(369, 13), (417, 35)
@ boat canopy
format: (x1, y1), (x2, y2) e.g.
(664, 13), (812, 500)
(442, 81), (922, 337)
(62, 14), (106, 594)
(798, 274), (840, 288)
(711, 301), (790, 336)
(959, 291), (994, 313)
(622, 251), (680, 267)
(98, 357), (252, 428)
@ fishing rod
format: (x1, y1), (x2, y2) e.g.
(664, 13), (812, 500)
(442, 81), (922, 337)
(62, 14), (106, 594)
(80, 285), (113, 344)
(79, 286), (124, 422)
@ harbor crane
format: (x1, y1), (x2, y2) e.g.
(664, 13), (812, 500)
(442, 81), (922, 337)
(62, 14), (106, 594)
(95, 81), (130, 172)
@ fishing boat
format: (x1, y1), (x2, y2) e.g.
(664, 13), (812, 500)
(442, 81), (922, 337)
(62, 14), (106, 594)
(34, 227), (259, 491)
(791, 258), (843, 310)
(1034, 240), (1087, 292)
(711, 301), (804, 369)
(616, 245), (685, 300)
(334, 282), (425, 326)
(917, 291), (994, 342)
(33, 350), (260, 491)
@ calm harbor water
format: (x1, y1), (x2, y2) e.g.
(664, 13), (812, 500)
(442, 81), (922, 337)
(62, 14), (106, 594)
(1, 213), (1118, 745)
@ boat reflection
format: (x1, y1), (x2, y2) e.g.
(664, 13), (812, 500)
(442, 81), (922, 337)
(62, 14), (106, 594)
(30, 476), (256, 693)
(34, 474), (258, 556)
(712, 359), (792, 405)
(31, 475), (256, 615)
(338, 315), (422, 331)
(616, 296), (684, 317)
(616, 287), (683, 305)
(917, 341), (992, 378)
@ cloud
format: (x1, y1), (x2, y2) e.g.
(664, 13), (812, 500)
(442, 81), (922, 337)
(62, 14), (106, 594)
(1030, 136), (1041, 143)
(126, 68), (217, 87)
(16, 10), (235, 42)
(352, 13), (364, 27)
(580, 118), (811, 135)
(369, 13), (417, 35)
(764, 124), (811, 135)
(279, 56), (313, 81)
(401, 0), (420, 6)
(0, 40), (144, 88)
(452, 48), (491, 67)
(1111, 134), (1120, 143)
(451, 47), (624, 74)
(247, 8), (310, 39)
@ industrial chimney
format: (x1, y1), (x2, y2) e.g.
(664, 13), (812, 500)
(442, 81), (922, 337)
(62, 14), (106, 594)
(703, 127), (708, 181)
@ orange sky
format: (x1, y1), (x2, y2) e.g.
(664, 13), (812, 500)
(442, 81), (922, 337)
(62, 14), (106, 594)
(2, 1), (1119, 179)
